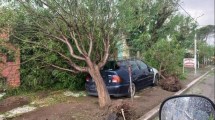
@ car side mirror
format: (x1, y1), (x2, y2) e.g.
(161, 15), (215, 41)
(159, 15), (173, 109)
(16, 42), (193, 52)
(149, 68), (153, 72)
(159, 95), (215, 120)
(148, 67), (153, 72)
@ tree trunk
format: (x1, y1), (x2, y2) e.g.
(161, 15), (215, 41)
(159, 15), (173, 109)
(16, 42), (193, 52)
(87, 59), (111, 108)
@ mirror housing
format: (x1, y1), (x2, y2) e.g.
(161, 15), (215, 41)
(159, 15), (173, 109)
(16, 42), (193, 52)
(149, 68), (153, 72)
(148, 66), (153, 72)
(159, 95), (215, 120)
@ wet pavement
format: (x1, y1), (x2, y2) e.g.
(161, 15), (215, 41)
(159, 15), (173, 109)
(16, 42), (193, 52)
(185, 71), (215, 102)
(152, 67), (214, 120)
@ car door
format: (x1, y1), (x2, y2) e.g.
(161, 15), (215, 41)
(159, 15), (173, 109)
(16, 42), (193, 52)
(136, 60), (153, 87)
(128, 60), (142, 89)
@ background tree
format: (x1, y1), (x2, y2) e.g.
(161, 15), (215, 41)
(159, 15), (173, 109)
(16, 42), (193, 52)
(198, 42), (214, 65)
(117, 0), (197, 79)
(117, 0), (179, 52)
(197, 25), (215, 42)
(196, 25), (215, 65)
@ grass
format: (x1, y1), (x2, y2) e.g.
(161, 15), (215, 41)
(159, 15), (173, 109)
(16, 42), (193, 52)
(26, 90), (86, 107)
(1, 88), (80, 106)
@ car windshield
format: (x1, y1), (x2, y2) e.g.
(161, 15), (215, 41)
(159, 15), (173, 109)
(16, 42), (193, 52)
(102, 60), (129, 71)
(102, 61), (120, 70)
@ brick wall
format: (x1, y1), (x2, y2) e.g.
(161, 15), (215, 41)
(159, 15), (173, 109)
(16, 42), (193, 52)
(0, 30), (20, 87)
(0, 50), (20, 87)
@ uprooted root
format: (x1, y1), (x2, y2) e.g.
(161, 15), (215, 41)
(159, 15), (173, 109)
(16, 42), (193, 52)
(159, 76), (182, 92)
(106, 100), (136, 120)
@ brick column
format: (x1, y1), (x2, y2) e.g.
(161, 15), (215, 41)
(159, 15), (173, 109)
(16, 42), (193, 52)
(0, 49), (20, 87)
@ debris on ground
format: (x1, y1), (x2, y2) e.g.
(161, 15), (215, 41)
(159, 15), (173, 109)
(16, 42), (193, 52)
(159, 76), (182, 92)
(0, 105), (36, 119)
(30, 97), (56, 107)
(106, 100), (136, 120)
(63, 91), (86, 97)
(0, 93), (6, 99)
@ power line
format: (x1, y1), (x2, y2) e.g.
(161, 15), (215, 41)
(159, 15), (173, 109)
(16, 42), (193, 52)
(177, 2), (199, 23)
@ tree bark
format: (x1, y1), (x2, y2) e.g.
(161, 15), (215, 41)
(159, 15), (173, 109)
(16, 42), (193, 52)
(86, 59), (111, 108)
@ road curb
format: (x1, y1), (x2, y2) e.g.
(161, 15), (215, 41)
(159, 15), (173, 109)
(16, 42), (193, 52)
(137, 68), (213, 120)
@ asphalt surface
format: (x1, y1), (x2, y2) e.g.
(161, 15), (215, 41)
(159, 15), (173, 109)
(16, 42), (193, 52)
(185, 71), (215, 102)
(152, 69), (214, 120)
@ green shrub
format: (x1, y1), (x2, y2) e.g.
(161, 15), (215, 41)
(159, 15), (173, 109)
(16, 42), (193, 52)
(144, 39), (185, 77)
(0, 77), (7, 91)
(20, 66), (86, 91)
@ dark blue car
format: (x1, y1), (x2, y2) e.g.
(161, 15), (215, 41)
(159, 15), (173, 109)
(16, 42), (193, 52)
(85, 59), (159, 97)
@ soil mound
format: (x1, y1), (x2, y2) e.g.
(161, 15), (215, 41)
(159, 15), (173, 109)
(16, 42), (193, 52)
(106, 100), (136, 120)
(159, 76), (182, 92)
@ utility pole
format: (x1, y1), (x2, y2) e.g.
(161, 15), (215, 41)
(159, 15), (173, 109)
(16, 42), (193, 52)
(193, 14), (204, 74)
(194, 34), (197, 74)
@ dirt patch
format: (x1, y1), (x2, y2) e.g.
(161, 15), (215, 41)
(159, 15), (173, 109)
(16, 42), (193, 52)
(0, 96), (30, 113)
(36, 91), (50, 99)
(13, 97), (102, 120)
(0, 88), (5, 93)
(10, 87), (173, 120)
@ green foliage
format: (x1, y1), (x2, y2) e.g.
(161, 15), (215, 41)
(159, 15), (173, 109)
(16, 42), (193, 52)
(196, 25), (215, 65)
(5, 88), (24, 96)
(0, 5), (87, 91)
(117, 0), (197, 78)
(197, 25), (215, 41)
(0, 46), (8, 54)
(0, 46), (15, 62)
(144, 39), (185, 76)
(20, 66), (86, 91)
(198, 41), (214, 64)
(178, 72), (187, 80)
(117, 0), (182, 52)
(0, 77), (7, 90)
(1, 1), (111, 92)
(1, 0), (211, 93)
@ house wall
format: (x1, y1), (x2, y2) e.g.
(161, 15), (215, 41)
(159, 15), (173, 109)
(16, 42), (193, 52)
(117, 34), (130, 59)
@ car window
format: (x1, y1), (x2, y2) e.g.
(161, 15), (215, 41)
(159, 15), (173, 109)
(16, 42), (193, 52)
(102, 61), (119, 70)
(118, 61), (127, 68)
(129, 60), (139, 71)
(137, 60), (148, 70)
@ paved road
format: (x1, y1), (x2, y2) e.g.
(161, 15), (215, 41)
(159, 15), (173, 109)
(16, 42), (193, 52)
(185, 71), (215, 102)
(153, 71), (214, 120)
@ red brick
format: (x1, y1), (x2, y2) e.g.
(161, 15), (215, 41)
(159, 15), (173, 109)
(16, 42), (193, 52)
(0, 45), (20, 87)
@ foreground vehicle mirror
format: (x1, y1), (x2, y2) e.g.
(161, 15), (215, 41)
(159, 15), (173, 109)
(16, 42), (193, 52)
(159, 95), (215, 120)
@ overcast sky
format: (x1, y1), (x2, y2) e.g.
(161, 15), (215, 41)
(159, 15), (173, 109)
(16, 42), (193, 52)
(179, 0), (214, 45)
(179, 0), (214, 26)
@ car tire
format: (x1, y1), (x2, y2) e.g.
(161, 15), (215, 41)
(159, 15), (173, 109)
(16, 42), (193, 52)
(128, 83), (136, 97)
(153, 74), (159, 86)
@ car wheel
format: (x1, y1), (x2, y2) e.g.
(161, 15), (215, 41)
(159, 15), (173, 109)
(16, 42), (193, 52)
(128, 83), (136, 97)
(153, 74), (159, 86)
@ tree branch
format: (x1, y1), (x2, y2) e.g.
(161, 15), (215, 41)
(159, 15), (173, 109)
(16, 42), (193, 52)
(61, 34), (85, 60)
(50, 48), (87, 72)
(48, 63), (78, 73)
(69, 31), (85, 56)
(88, 33), (93, 56)
(98, 35), (110, 68)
